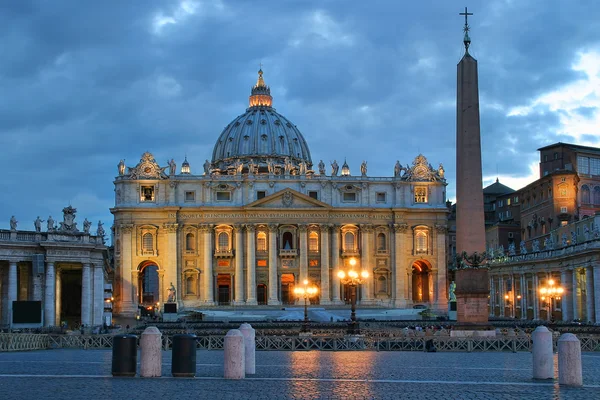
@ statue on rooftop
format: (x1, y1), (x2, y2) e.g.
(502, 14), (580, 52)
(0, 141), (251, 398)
(10, 216), (17, 231)
(318, 160), (326, 175)
(331, 160), (339, 176)
(34, 216), (44, 233)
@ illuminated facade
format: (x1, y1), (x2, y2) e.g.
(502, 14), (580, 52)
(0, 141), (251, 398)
(111, 70), (449, 316)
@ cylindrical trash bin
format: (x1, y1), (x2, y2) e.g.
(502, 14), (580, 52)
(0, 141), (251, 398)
(172, 334), (197, 377)
(112, 334), (138, 377)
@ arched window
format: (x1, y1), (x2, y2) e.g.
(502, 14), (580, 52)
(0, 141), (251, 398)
(594, 186), (600, 205)
(344, 232), (355, 251)
(142, 233), (153, 252)
(309, 231), (319, 252)
(416, 231), (428, 253)
(377, 276), (387, 293)
(186, 276), (196, 295)
(218, 232), (229, 252)
(377, 233), (386, 251)
(282, 232), (293, 249)
(581, 185), (591, 204)
(186, 233), (195, 251)
(257, 232), (267, 252)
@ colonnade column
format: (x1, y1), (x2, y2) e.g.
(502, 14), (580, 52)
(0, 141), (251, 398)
(498, 276), (505, 316)
(119, 224), (135, 314)
(586, 266), (595, 322)
(489, 276), (495, 316)
(360, 224), (373, 301)
(268, 224), (280, 305)
(572, 269), (580, 320)
(593, 264), (600, 323)
(44, 262), (55, 327)
(8, 261), (17, 326)
(55, 269), (62, 325)
(32, 267), (43, 302)
(201, 225), (214, 305)
(164, 223), (179, 306)
(298, 224), (308, 283)
(233, 225), (244, 305)
(81, 263), (92, 326)
(393, 223), (408, 307)
(93, 264), (104, 326)
(331, 225), (341, 304)
(519, 274), (527, 319)
(320, 225), (330, 304)
(533, 274), (539, 320)
(561, 270), (571, 322)
(434, 224), (447, 309)
(245, 225), (257, 305)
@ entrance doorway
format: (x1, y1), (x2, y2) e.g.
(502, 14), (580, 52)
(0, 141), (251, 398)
(411, 260), (430, 303)
(281, 274), (295, 305)
(257, 284), (267, 305)
(139, 264), (159, 305)
(217, 274), (231, 305)
(60, 268), (82, 327)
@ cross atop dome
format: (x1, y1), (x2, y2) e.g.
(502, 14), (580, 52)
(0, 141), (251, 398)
(249, 68), (273, 108)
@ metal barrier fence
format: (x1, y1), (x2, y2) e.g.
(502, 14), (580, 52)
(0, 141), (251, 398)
(2, 333), (600, 352)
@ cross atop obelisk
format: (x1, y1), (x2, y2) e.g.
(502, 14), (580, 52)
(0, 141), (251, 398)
(459, 7), (473, 52)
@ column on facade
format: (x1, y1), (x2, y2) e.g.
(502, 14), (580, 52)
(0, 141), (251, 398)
(32, 266), (43, 302)
(519, 274), (527, 319)
(331, 225), (341, 304)
(245, 225), (257, 305)
(360, 225), (373, 301)
(165, 223), (178, 305)
(119, 224), (135, 313)
(93, 264), (104, 326)
(593, 264), (600, 323)
(320, 224), (330, 304)
(434, 225), (447, 309)
(131, 271), (139, 305)
(55, 269), (62, 325)
(489, 276), (495, 316)
(393, 224), (407, 307)
(268, 224), (279, 305)
(234, 225), (244, 305)
(202, 225), (214, 305)
(44, 262), (55, 326)
(298, 224), (308, 283)
(157, 269), (164, 305)
(8, 261), (17, 325)
(498, 276), (505, 317)
(572, 269), (580, 320)
(81, 263), (92, 326)
(533, 274), (539, 320)
(561, 270), (571, 322)
(586, 266), (596, 323)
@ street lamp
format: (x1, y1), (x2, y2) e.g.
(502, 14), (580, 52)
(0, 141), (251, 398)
(337, 258), (369, 335)
(294, 279), (319, 333)
(539, 278), (564, 322)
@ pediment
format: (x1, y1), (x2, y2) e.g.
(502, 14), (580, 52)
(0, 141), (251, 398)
(246, 189), (331, 209)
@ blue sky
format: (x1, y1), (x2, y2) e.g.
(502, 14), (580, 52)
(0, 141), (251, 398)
(1, 0), (599, 234)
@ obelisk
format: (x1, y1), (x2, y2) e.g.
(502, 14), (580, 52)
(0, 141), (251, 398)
(453, 7), (493, 336)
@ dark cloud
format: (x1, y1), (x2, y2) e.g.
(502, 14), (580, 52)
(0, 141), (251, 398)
(1, 0), (599, 231)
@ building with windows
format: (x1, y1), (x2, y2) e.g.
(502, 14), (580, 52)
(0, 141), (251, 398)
(111, 70), (450, 316)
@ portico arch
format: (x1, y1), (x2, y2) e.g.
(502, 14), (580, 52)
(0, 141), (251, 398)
(411, 260), (432, 304)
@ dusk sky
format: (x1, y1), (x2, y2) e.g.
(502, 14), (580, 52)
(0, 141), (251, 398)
(1, 0), (599, 237)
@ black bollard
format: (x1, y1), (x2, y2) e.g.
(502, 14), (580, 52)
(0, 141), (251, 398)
(112, 334), (138, 377)
(425, 339), (436, 353)
(172, 334), (197, 377)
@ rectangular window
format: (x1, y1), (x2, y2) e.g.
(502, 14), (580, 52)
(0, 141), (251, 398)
(578, 155), (589, 174)
(561, 220), (568, 227)
(185, 191), (195, 202)
(343, 192), (357, 202)
(514, 196), (519, 203)
(498, 200), (504, 207)
(376, 192), (386, 202)
(216, 191), (231, 201)
(508, 232), (514, 239)
(590, 157), (600, 175)
(414, 187), (427, 203)
(561, 206), (568, 213)
(507, 198), (511, 206)
(308, 191), (319, 200)
(141, 186), (155, 202)
(256, 191), (266, 200)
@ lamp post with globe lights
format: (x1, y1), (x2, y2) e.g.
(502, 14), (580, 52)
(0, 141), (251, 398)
(539, 278), (564, 322)
(294, 279), (319, 333)
(337, 258), (369, 335)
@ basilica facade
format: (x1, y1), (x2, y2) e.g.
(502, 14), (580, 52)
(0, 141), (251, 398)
(111, 70), (449, 316)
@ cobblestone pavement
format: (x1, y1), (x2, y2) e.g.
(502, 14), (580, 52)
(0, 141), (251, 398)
(0, 350), (599, 399)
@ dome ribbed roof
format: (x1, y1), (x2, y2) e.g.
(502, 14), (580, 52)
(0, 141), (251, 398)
(211, 70), (312, 172)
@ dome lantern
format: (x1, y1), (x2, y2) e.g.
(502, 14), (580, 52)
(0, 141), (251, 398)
(249, 69), (273, 108)
(180, 156), (190, 174)
(341, 159), (350, 176)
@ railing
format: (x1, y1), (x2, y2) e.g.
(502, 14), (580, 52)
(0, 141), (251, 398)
(2, 333), (600, 352)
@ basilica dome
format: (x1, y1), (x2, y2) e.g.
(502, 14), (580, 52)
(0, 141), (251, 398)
(211, 70), (312, 174)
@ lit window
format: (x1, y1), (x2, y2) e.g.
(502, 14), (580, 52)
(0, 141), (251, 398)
(414, 187), (427, 203)
(218, 232), (229, 251)
(257, 232), (267, 252)
(416, 231), (428, 253)
(309, 232), (319, 252)
(142, 233), (153, 252)
(507, 198), (511, 206)
(344, 232), (355, 251)
(141, 186), (155, 202)
(186, 233), (195, 251)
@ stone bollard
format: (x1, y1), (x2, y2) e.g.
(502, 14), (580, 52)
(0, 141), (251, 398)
(224, 329), (245, 379)
(140, 327), (162, 377)
(558, 333), (582, 386)
(239, 323), (256, 375)
(532, 326), (554, 380)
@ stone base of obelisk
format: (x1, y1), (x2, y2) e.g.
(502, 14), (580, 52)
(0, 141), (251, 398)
(451, 268), (495, 337)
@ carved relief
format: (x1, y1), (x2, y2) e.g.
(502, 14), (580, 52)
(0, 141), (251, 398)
(401, 154), (444, 182)
(126, 152), (169, 180)
(394, 223), (409, 233)
(163, 223), (179, 233)
(282, 191), (294, 207)
(435, 224), (447, 233)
